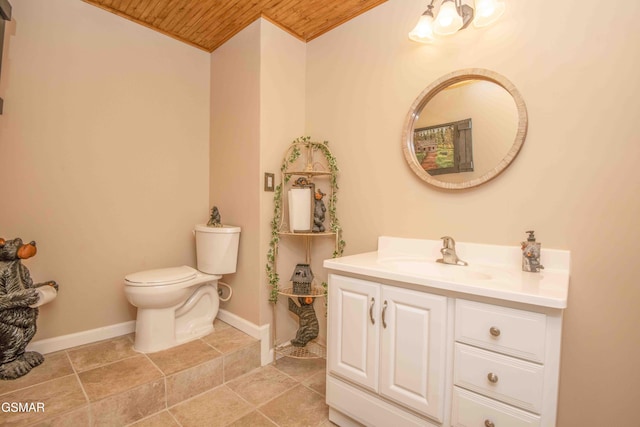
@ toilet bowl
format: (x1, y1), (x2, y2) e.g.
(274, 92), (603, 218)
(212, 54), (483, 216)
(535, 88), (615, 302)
(124, 225), (240, 353)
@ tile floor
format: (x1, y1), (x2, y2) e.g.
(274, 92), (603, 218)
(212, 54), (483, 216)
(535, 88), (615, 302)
(0, 320), (330, 426)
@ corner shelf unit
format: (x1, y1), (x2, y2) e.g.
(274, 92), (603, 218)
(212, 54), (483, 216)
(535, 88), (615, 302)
(267, 137), (344, 362)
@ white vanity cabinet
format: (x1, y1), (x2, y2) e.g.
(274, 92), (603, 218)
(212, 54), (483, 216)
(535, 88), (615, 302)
(327, 274), (448, 426)
(324, 236), (570, 427)
(451, 299), (563, 427)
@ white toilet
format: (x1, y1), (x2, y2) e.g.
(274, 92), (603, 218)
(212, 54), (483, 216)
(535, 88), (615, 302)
(124, 224), (240, 353)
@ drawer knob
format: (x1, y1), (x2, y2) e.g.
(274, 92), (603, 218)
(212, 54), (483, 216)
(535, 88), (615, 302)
(487, 372), (499, 383)
(484, 420), (495, 427)
(489, 326), (501, 337)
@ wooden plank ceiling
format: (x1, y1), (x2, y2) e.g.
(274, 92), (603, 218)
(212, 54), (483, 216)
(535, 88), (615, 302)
(83, 0), (388, 52)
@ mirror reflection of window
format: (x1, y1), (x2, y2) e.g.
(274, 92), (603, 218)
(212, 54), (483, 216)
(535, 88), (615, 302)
(414, 119), (473, 176)
(414, 79), (517, 184)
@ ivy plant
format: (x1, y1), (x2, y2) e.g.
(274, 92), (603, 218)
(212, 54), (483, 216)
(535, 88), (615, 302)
(267, 136), (345, 304)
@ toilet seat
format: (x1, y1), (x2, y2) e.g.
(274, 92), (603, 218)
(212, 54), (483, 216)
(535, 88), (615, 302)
(125, 266), (197, 287)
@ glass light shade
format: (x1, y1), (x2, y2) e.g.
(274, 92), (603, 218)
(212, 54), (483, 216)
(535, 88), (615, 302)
(473, 0), (506, 28)
(408, 12), (435, 43)
(434, 0), (464, 36)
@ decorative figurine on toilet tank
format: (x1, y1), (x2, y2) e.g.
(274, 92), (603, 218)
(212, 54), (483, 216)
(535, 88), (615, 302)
(0, 237), (58, 380)
(207, 206), (222, 227)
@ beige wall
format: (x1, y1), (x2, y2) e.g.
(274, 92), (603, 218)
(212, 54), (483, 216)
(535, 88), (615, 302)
(210, 19), (306, 327)
(0, 0), (211, 338)
(257, 21), (306, 333)
(210, 20), (262, 325)
(305, 0), (640, 425)
(3, 0), (639, 423)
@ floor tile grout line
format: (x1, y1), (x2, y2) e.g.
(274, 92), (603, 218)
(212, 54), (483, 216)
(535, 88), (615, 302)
(227, 372), (284, 411)
(70, 339), (193, 424)
(72, 353), (166, 409)
(304, 381), (327, 400)
(64, 350), (91, 403)
(21, 351), (94, 427)
(64, 335), (140, 372)
(120, 335), (263, 425)
(0, 351), (79, 398)
(254, 365), (329, 427)
(4, 322), (275, 426)
(124, 335), (224, 426)
(255, 408), (282, 427)
(71, 352), (145, 375)
(163, 382), (238, 423)
(220, 385), (260, 427)
(168, 408), (184, 427)
(254, 383), (300, 412)
(0, 369), (80, 398)
(271, 360), (327, 384)
(300, 369), (328, 399)
(141, 351), (166, 379)
(202, 338), (260, 356)
(253, 381), (328, 427)
(123, 407), (185, 427)
(160, 361), (267, 421)
(124, 352), (173, 419)
(162, 375), (169, 415)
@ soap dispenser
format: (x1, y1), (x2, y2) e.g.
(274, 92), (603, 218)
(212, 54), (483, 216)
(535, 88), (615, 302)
(521, 230), (544, 272)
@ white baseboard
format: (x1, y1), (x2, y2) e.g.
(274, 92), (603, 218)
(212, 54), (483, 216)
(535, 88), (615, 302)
(27, 321), (136, 355)
(26, 310), (273, 365)
(217, 309), (273, 365)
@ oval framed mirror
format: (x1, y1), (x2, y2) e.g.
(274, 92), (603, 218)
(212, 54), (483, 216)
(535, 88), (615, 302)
(402, 69), (528, 190)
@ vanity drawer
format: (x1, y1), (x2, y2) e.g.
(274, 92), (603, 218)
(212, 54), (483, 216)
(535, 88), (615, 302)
(455, 299), (547, 363)
(454, 343), (544, 414)
(451, 387), (541, 427)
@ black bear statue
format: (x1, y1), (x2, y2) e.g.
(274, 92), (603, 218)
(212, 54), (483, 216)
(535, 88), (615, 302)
(0, 237), (58, 380)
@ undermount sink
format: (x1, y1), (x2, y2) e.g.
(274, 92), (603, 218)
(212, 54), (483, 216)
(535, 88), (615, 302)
(379, 259), (493, 281)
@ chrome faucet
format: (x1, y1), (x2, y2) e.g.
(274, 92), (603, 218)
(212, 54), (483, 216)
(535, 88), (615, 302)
(436, 236), (468, 266)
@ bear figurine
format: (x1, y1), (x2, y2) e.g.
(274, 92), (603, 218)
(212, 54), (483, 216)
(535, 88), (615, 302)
(312, 189), (326, 233)
(0, 237), (58, 380)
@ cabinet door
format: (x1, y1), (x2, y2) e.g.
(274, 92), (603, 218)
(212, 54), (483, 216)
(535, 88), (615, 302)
(379, 286), (447, 421)
(328, 274), (380, 392)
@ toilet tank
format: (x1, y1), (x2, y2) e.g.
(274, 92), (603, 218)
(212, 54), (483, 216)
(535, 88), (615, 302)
(194, 224), (241, 275)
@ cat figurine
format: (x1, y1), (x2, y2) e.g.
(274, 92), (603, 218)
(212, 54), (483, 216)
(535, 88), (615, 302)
(288, 297), (319, 347)
(0, 237), (58, 380)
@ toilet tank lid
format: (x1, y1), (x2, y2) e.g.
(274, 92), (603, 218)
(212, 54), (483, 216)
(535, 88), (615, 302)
(125, 266), (197, 286)
(194, 224), (241, 234)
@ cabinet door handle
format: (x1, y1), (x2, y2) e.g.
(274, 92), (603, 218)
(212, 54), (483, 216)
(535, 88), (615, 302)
(382, 300), (388, 329)
(489, 326), (501, 337)
(487, 372), (499, 383)
(369, 297), (375, 325)
(484, 420), (495, 427)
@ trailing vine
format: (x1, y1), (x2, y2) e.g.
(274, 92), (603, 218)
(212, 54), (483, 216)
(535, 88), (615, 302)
(266, 180), (282, 303)
(267, 136), (345, 304)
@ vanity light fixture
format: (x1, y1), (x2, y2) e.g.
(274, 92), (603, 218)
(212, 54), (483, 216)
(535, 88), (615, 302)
(408, 2), (436, 42)
(408, 0), (505, 43)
